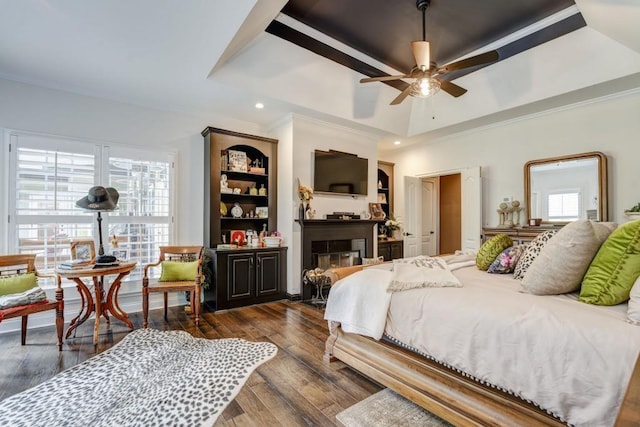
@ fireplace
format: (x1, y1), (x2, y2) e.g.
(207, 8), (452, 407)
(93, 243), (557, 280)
(296, 219), (376, 300)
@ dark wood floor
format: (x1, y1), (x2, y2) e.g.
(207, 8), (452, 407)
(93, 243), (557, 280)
(0, 301), (382, 426)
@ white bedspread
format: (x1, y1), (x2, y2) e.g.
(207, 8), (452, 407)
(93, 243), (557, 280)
(324, 268), (392, 339)
(384, 266), (640, 427)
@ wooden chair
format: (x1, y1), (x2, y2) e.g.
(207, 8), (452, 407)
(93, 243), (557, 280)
(142, 246), (204, 328)
(0, 254), (64, 350)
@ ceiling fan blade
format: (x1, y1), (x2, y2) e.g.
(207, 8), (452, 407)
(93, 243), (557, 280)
(360, 75), (408, 83)
(438, 79), (467, 97)
(390, 85), (412, 105)
(411, 41), (430, 69)
(437, 50), (499, 74)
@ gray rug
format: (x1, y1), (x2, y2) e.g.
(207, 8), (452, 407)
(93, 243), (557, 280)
(0, 329), (277, 427)
(336, 388), (452, 427)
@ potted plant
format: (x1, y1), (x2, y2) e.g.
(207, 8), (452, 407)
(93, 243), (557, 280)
(385, 213), (402, 239)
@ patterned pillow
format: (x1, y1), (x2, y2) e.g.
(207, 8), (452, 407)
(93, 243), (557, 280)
(388, 256), (461, 291)
(362, 256), (385, 266)
(487, 245), (524, 274)
(512, 229), (557, 280)
(476, 234), (513, 270)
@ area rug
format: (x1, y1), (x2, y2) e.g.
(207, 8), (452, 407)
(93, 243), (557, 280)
(0, 329), (277, 427)
(336, 388), (452, 427)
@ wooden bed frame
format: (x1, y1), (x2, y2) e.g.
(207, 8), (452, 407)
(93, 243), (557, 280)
(322, 264), (640, 427)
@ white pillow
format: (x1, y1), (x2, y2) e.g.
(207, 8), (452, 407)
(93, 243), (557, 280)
(521, 220), (616, 295)
(388, 256), (461, 292)
(628, 276), (640, 325)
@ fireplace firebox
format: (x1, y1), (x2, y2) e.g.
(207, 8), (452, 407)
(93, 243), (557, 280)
(296, 219), (376, 300)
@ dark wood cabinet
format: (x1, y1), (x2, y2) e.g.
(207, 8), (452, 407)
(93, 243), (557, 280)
(206, 246), (287, 310)
(378, 239), (403, 261)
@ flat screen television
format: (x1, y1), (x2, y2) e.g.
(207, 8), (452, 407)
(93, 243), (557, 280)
(313, 150), (368, 196)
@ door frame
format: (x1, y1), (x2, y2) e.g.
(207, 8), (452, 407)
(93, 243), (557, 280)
(410, 166), (482, 254)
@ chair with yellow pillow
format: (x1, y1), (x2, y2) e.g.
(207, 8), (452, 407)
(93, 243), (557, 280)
(0, 254), (64, 350)
(142, 246), (204, 328)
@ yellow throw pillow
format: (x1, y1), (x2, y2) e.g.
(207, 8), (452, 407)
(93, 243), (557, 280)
(580, 219), (640, 305)
(0, 272), (38, 296)
(476, 234), (513, 270)
(159, 260), (199, 282)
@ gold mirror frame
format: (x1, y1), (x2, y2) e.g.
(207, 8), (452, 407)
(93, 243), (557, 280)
(524, 151), (608, 225)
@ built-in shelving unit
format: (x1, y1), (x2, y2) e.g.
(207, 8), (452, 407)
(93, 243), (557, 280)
(202, 127), (278, 247)
(377, 161), (394, 219)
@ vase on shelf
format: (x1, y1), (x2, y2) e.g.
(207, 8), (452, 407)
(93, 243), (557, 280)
(298, 202), (305, 220)
(386, 228), (394, 239)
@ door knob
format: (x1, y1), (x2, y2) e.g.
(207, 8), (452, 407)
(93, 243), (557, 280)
(403, 232), (413, 236)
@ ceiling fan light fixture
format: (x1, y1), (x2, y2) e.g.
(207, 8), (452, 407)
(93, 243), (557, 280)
(409, 77), (440, 98)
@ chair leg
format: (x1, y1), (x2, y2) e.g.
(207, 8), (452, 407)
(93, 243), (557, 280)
(21, 315), (28, 345)
(163, 292), (168, 321)
(142, 278), (149, 329)
(194, 287), (201, 326)
(55, 286), (64, 351)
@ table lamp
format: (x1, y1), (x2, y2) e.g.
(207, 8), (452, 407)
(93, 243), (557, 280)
(76, 186), (119, 264)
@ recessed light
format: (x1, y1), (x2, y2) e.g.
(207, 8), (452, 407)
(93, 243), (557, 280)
(255, 102), (264, 109)
(394, 140), (401, 145)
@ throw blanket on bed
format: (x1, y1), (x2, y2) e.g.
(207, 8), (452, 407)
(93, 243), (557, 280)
(0, 329), (277, 427)
(325, 268), (393, 339)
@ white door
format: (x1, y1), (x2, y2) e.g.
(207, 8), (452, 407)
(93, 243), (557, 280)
(461, 166), (482, 252)
(421, 178), (437, 256)
(403, 176), (422, 257)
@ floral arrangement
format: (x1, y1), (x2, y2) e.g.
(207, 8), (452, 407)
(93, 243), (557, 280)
(297, 178), (313, 202)
(385, 213), (401, 231)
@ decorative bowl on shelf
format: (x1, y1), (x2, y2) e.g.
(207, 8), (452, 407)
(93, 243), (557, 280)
(263, 236), (282, 247)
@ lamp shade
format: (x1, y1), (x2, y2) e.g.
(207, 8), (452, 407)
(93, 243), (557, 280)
(76, 186), (119, 211)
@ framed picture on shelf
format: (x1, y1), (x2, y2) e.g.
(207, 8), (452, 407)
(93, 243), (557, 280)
(256, 206), (268, 218)
(70, 238), (96, 262)
(369, 203), (386, 220)
(227, 149), (248, 172)
(111, 249), (129, 262)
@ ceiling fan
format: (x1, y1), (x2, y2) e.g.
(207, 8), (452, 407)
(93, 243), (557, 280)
(360, 0), (499, 105)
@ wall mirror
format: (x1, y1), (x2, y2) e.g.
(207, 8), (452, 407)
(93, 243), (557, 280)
(524, 152), (608, 225)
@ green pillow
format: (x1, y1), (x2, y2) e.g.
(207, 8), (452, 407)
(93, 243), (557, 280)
(580, 219), (640, 305)
(476, 234), (513, 270)
(159, 260), (199, 282)
(0, 272), (38, 296)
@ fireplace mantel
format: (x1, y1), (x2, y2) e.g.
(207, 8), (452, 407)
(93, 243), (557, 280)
(296, 219), (377, 299)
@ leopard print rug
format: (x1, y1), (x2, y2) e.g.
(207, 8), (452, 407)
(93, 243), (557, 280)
(0, 329), (277, 426)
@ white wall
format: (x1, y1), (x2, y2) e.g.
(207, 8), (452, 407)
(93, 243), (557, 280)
(386, 89), (640, 234)
(287, 115), (380, 295)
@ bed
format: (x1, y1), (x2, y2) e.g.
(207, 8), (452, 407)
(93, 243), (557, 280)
(323, 261), (640, 426)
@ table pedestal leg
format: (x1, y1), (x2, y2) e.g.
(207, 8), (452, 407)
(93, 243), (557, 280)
(106, 272), (133, 329)
(65, 279), (94, 339)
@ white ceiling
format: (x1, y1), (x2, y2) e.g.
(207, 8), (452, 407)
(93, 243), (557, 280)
(1, 0), (639, 151)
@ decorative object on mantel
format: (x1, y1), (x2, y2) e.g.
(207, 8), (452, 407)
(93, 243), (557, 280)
(0, 329), (277, 426)
(220, 174), (231, 193)
(297, 178), (314, 220)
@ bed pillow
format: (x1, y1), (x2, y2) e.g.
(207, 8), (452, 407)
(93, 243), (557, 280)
(513, 230), (557, 280)
(487, 245), (525, 274)
(388, 256), (461, 292)
(159, 260), (199, 282)
(362, 256), (385, 266)
(521, 220), (616, 295)
(0, 272), (38, 297)
(580, 219), (640, 305)
(476, 234), (513, 270)
(627, 276), (640, 325)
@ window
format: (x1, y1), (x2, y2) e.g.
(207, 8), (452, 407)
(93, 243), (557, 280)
(7, 131), (175, 284)
(548, 191), (580, 221)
